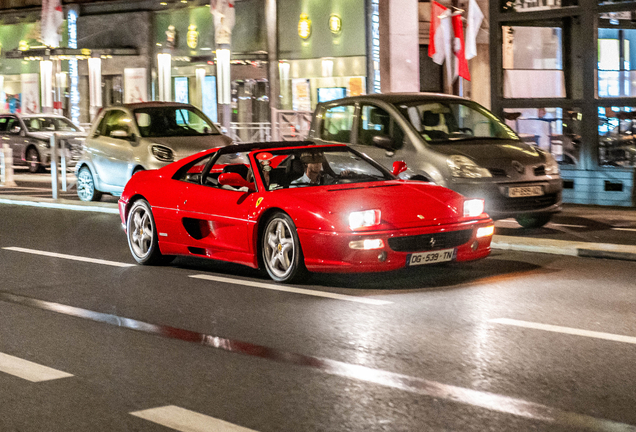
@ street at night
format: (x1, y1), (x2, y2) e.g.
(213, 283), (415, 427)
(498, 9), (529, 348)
(1, 202), (635, 431)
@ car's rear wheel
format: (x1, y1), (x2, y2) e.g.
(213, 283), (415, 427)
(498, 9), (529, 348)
(77, 166), (102, 202)
(262, 212), (307, 283)
(26, 147), (43, 173)
(127, 199), (173, 265)
(515, 212), (553, 229)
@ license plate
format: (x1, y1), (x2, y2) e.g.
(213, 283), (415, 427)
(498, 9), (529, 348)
(508, 186), (543, 198)
(406, 248), (456, 266)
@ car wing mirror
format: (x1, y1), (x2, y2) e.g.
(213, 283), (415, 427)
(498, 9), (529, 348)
(218, 172), (255, 192)
(10, 126), (21, 135)
(372, 135), (394, 150)
(110, 129), (130, 139)
(392, 160), (408, 176)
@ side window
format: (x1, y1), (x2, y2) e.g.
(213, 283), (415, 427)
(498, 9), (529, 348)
(102, 110), (133, 138)
(177, 154), (214, 184)
(320, 105), (355, 143)
(359, 105), (405, 150)
(203, 151), (253, 190)
(6, 118), (20, 133)
(0, 117), (9, 132)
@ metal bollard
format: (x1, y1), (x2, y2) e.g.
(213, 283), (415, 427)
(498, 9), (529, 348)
(1, 144), (17, 187)
(51, 134), (58, 199)
(60, 138), (67, 192)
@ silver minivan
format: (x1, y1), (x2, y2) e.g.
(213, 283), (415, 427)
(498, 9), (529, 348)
(75, 102), (232, 201)
(309, 93), (563, 228)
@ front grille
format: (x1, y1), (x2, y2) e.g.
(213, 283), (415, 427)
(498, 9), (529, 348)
(533, 165), (546, 176)
(388, 229), (473, 252)
(489, 193), (559, 212)
(488, 168), (508, 177)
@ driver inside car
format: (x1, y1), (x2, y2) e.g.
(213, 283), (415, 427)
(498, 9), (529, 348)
(290, 152), (351, 187)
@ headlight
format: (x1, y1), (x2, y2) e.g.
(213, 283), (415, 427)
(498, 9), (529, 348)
(476, 225), (495, 238)
(544, 153), (560, 175)
(447, 155), (492, 179)
(463, 198), (484, 218)
(349, 209), (381, 230)
(151, 145), (174, 162)
(37, 140), (50, 149)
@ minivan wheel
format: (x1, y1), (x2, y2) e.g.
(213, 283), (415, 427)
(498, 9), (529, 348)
(77, 166), (103, 202)
(26, 147), (43, 173)
(515, 213), (552, 229)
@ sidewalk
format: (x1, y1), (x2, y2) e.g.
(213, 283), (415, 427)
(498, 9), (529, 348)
(1, 189), (635, 262)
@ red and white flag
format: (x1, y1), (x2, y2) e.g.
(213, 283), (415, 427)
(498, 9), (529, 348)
(452, 13), (470, 81)
(41, 0), (64, 48)
(465, 0), (484, 60)
(428, 1), (449, 65)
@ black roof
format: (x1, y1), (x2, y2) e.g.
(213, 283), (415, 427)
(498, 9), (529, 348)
(215, 140), (342, 156)
(318, 92), (469, 106)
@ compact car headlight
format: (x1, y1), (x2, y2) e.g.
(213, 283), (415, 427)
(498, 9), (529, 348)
(349, 209), (381, 230)
(463, 198), (485, 218)
(544, 153), (560, 176)
(447, 155), (492, 179)
(151, 145), (174, 162)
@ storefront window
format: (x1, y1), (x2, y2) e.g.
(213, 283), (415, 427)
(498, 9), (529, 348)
(504, 107), (582, 165)
(598, 106), (636, 167)
(598, 25), (636, 97)
(502, 26), (566, 98)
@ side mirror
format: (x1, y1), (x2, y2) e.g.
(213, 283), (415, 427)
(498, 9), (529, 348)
(10, 126), (21, 135)
(372, 135), (394, 150)
(392, 160), (408, 176)
(110, 129), (130, 139)
(218, 172), (255, 192)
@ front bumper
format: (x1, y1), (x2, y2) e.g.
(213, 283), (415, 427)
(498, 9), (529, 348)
(297, 219), (493, 273)
(451, 178), (562, 220)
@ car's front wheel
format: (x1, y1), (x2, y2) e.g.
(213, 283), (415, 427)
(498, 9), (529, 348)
(515, 212), (553, 229)
(77, 166), (102, 202)
(262, 212), (307, 283)
(26, 147), (43, 173)
(127, 199), (173, 265)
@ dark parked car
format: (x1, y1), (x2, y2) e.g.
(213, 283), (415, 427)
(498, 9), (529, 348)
(0, 113), (86, 173)
(309, 93), (563, 228)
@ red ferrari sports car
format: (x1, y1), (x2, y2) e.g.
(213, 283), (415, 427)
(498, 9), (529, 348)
(118, 141), (494, 282)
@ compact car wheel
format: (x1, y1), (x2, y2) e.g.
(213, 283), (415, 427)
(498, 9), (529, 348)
(26, 147), (43, 173)
(262, 212), (307, 283)
(77, 166), (102, 202)
(515, 212), (552, 229)
(127, 199), (173, 265)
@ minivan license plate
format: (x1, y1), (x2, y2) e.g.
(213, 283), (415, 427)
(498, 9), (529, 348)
(508, 186), (543, 198)
(407, 248), (456, 266)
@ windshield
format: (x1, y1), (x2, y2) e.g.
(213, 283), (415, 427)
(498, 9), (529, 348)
(133, 106), (220, 138)
(23, 117), (80, 133)
(253, 147), (393, 191)
(395, 101), (518, 143)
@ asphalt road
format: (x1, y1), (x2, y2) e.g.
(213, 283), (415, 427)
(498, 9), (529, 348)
(1, 203), (635, 431)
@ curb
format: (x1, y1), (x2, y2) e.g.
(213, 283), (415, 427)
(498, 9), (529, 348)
(492, 235), (636, 262)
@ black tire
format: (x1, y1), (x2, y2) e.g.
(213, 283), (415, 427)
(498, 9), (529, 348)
(126, 199), (173, 265)
(261, 212), (307, 283)
(76, 166), (103, 202)
(515, 213), (553, 229)
(26, 147), (43, 173)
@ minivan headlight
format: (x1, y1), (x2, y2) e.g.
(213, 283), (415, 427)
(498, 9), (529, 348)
(447, 155), (492, 179)
(151, 145), (174, 162)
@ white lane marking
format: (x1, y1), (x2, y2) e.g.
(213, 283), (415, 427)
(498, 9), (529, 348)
(490, 318), (636, 345)
(131, 406), (259, 432)
(0, 198), (119, 214)
(3, 247), (134, 268)
(494, 221), (587, 228)
(550, 223), (587, 228)
(0, 352), (73, 382)
(190, 274), (392, 305)
(612, 227), (636, 232)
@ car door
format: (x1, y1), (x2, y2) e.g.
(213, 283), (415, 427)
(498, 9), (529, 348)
(89, 109), (136, 188)
(177, 151), (257, 261)
(351, 104), (412, 174)
(0, 116), (25, 165)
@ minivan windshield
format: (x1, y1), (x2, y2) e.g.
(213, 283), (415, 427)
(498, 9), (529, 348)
(133, 106), (220, 138)
(395, 101), (518, 143)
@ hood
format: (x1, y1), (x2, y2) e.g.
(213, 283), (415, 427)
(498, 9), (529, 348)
(430, 139), (544, 165)
(281, 181), (469, 231)
(142, 134), (233, 159)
